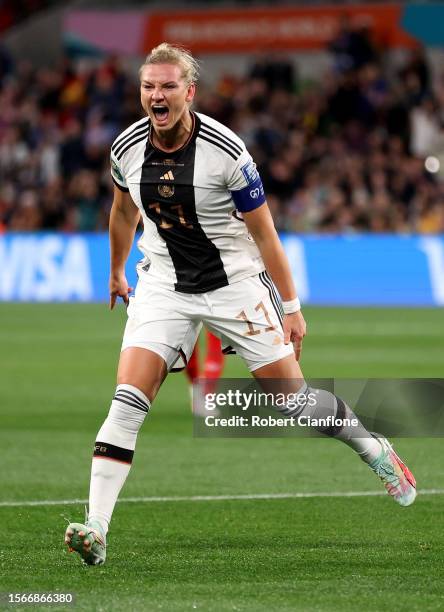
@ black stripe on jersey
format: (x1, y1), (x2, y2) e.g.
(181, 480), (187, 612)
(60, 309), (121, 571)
(115, 130), (149, 161)
(197, 133), (239, 161)
(112, 176), (129, 192)
(114, 390), (149, 413)
(259, 271), (284, 326)
(199, 124), (243, 156)
(112, 122), (149, 158)
(113, 127), (149, 160)
(140, 114), (229, 293)
(112, 119), (150, 156)
(93, 441), (134, 464)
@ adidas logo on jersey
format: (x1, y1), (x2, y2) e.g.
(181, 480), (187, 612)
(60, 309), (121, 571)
(160, 171), (174, 180)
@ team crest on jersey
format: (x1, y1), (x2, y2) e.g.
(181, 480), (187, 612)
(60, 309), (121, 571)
(111, 158), (124, 183)
(241, 160), (259, 185)
(158, 184), (175, 198)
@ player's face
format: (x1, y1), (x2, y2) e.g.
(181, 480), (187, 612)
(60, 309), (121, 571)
(140, 64), (195, 133)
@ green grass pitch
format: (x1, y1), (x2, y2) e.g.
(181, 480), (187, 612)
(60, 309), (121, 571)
(0, 304), (444, 611)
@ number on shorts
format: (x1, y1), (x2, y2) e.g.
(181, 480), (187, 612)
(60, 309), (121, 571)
(255, 301), (277, 332)
(237, 301), (277, 336)
(236, 310), (261, 336)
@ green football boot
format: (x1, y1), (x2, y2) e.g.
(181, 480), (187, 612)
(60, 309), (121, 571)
(65, 520), (106, 566)
(368, 436), (417, 507)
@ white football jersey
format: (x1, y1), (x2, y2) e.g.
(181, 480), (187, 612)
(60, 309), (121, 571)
(110, 112), (266, 293)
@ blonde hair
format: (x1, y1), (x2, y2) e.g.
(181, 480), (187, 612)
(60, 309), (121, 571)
(139, 43), (199, 85)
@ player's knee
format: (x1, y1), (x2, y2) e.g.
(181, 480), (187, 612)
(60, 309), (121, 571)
(116, 370), (164, 403)
(117, 347), (168, 402)
(108, 384), (151, 434)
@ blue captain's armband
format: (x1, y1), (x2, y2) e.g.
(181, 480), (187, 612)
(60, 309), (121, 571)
(230, 177), (266, 212)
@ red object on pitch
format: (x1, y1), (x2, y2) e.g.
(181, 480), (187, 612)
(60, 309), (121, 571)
(185, 331), (224, 394)
(203, 331), (224, 380)
(185, 342), (200, 383)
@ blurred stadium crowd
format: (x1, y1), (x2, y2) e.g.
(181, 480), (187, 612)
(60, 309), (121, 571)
(0, 1), (53, 34)
(1, 19), (444, 234)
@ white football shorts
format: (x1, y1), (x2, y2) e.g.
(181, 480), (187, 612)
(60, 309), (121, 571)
(121, 271), (295, 372)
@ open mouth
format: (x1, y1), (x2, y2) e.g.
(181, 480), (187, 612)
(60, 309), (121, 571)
(152, 105), (169, 123)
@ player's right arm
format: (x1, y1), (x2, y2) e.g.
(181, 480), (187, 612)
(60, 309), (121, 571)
(109, 185), (140, 309)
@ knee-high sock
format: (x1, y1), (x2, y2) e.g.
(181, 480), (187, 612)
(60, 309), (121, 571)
(88, 384), (150, 534)
(280, 383), (382, 464)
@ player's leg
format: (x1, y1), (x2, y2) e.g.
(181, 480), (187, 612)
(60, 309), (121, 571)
(65, 284), (201, 565)
(202, 331), (224, 395)
(252, 355), (416, 506)
(65, 347), (168, 565)
(87, 347), (168, 532)
(252, 354), (384, 461)
(117, 346), (168, 400)
(204, 273), (416, 507)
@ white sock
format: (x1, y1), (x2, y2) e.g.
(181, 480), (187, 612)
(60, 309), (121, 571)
(88, 384), (150, 535)
(280, 384), (382, 465)
(327, 396), (382, 464)
(353, 438), (383, 464)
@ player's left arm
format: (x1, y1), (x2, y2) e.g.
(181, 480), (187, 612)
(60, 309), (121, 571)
(243, 203), (306, 358)
(227, 144), (306, 357)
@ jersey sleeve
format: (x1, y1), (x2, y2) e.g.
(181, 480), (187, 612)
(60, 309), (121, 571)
(227, 149), (266, 213)
(110, 151), (129, 192)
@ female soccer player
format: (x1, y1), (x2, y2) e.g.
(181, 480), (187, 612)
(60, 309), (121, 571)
(65, 44), (416, 566)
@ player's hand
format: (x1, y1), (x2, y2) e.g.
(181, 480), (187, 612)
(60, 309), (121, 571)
(283, 310), (306, 362)
(109, 273), (133, 310)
